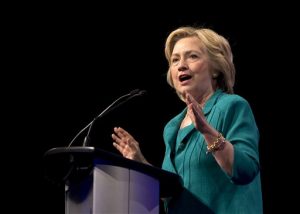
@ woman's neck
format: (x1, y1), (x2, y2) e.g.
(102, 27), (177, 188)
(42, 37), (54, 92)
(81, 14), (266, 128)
(196, 90), (214, 108)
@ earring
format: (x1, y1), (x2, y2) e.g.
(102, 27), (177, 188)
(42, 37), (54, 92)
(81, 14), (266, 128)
(212, 73), (218, 78)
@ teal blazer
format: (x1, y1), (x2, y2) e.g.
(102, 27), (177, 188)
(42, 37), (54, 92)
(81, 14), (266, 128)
(162, 89), (263, 214)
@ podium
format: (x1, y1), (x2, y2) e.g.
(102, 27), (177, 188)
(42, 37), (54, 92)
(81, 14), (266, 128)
(44, 147), (181, 214)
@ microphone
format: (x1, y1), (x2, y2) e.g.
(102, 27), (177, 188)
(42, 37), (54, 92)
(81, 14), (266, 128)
(67, 89), (147, 147)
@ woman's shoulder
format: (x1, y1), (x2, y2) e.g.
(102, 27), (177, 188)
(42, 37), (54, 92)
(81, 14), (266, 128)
(163, 108), (186, 131)
(217, 92), (251, 110)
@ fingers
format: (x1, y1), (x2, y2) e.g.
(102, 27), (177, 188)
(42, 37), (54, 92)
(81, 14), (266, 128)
(186, 93), (199, 106)
(186, 92), (191, 101)
(112, 133), (125, 146)
(112, 127), (134, 149)
(185, 93), (198, 115)
(185, 92), (195, 103)
(112, 142), (123, 153)
(112, 127), (136, 159)
(112, 127), (129, 157)
(113, 127), (133, 139)
(185, 92), (192, 104)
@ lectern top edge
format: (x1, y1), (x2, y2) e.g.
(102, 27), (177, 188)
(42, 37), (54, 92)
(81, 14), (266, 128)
(44, 146), (182, 197)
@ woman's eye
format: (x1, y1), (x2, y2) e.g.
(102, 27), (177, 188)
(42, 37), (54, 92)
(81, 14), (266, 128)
(171, 58), (179, 64)
(187, 54), (199, 63)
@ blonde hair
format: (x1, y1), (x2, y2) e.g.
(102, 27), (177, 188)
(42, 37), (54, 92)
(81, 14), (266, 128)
(165, 26), (235, 94)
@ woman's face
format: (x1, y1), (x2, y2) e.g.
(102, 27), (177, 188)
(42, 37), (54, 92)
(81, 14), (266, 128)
(170, 36), (213, 99)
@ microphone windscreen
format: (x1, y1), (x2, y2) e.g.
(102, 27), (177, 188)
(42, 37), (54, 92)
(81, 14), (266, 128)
(129, 89), (140, 95)
(137, 90), (147, 96)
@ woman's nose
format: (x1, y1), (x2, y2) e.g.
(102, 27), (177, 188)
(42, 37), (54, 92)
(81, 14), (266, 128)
(178, 59), (188, 71)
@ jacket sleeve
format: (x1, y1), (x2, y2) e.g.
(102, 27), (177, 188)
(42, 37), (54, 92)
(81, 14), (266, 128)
(221, 97), (260, 185)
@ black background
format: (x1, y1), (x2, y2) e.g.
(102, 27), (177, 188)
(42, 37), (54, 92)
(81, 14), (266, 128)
(5, 2), (298, 213)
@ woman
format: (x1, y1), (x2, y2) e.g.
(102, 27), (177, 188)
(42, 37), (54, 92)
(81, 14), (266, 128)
(112, 26), (263, 213)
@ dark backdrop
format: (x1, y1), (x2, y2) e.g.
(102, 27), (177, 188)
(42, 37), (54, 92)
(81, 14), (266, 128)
(6, 3), (297, 213)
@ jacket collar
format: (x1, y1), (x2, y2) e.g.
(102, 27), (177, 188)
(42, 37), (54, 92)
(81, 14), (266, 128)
(164, 89), (224, 148)
(202, 89), (223, 116)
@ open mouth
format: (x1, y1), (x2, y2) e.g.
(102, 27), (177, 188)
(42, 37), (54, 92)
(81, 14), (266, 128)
(179, 74), (192, 82)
